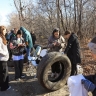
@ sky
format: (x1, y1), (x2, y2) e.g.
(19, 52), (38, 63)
(0, 0), (37, 26)
(0, 0), (16, 26)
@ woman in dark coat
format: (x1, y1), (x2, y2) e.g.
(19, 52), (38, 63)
(64, 30), (81, 75)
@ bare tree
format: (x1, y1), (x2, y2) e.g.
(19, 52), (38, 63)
(7, 0), (96, 43)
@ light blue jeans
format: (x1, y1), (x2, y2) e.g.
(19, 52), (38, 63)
(26, 47), (32, 59)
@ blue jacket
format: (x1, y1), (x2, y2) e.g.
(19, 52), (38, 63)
(20, 27), (33, 48)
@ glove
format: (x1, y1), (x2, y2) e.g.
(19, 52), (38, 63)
(25, 42), (28, 46)
(81, 79), (96, 92)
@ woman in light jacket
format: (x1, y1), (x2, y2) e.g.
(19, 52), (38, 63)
(48, 28), (65, 78)
(0, 26), (11, 91)
(48, 28), (65, 52)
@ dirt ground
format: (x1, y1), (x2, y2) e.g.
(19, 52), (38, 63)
(0, 66), (70, 96)
(0, 63), (93, 96)
(0, 44), (95, 96)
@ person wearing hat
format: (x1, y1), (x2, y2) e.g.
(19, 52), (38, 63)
(64, 30), (81, 75)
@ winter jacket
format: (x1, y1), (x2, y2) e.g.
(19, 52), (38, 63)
(20, 27), (33, 49)
(10, 37), (25, 55)
(48, 35), (65, 52)
(0, 37), (9, 61)
(10, 33), (17, 42)
(64, 33), (81, 64)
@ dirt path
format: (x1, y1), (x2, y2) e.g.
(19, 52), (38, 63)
(0, 66), (93, 96)
(0, 66), (70, 96)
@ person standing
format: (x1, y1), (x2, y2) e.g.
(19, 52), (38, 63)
(10, 30), (25, 80)
(31, 31), (36, 45)
(48, 28), (65, 78)
(64, 30), (81, 76)
(0, 26), (11, 91)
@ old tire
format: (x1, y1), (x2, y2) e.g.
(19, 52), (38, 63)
(37, 52), (71, 91)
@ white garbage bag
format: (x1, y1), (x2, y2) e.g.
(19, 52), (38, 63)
(40, 49), (47, 57)
(67, 74), (88, 96)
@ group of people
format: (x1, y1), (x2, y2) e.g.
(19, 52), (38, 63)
(67, 35), (96, 96)
(0, 26), (36, 91)
(48, 28), (81, 78)
(0, 26), (81, 91)
(47, 28), (96, 96)
(1, 25), (96, 96)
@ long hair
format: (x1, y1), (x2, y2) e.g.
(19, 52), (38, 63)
(0, 26), (7, 45)
(52, 28), (60, 38)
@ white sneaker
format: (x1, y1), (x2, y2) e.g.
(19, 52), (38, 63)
(21, 75), (25, 78)
(15, 78), (21, 81)
(7, 86), (11, 90)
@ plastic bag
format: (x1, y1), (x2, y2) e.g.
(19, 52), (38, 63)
(67, 74), (88, 96)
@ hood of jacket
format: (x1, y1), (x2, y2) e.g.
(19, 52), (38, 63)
(20, 26), (28, 34)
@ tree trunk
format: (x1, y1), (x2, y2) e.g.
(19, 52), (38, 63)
(64, 0), (68, 30)
(74, 0), (77, 32)
(56, 0), (60, 29)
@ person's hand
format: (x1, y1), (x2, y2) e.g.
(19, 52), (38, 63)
(56, 42), (61, 46)
(18, 44), (22, 47)
(81, 79), (96, 92)
(20, 43), (26, 46)
(52, 42), (57, 46)
(22, 43), (26, 46)
(10, 43), (16, 49)
(25, 42), (28, 46)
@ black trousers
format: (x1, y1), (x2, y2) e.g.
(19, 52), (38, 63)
(51, 62), (60, 73)
(14, 59), (23, 79)
(84, 75), (96, 96)
(71, 63), (77, 76)
(0, 61), (9, 91)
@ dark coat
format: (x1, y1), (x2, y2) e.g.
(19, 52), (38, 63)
(31, 33), (36, 45)
(10, 33), (17, 42)
(64, 33), (81, 64)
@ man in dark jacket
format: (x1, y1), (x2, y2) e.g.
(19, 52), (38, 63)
(64, 30), (81, 75)
(8, 28), (18, 61)
(10, 28), (18, 41)
(31, 31), (36, 45)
